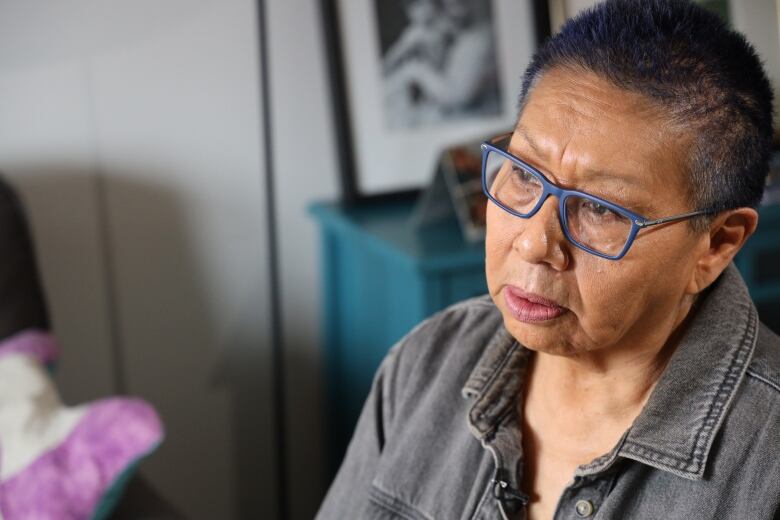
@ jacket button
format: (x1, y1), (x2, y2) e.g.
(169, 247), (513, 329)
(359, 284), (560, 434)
(575, 499), (595, 517)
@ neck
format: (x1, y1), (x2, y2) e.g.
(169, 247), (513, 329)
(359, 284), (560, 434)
(527, 346), (666, 423)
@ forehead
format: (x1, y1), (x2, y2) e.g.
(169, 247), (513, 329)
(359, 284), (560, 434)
(516, 68), (692, 201)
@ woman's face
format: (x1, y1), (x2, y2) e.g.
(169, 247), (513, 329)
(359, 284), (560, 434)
(486, 67), (708, 359)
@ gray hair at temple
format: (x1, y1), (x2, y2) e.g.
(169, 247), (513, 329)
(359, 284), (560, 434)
(518, 0), (775, 232)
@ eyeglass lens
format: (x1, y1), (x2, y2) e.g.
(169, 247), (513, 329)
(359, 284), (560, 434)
(484, 150), (632, 256)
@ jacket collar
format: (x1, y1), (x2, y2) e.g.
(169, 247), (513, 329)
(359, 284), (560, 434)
(461, 262), (759, 480)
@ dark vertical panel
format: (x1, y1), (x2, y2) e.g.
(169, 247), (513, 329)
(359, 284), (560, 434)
(256, 0), (288, 518)
(532, 0), (553, 44)
(319, 0), (359, 204)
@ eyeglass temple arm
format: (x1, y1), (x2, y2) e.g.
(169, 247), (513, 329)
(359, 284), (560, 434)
(635, 209), (712, 228)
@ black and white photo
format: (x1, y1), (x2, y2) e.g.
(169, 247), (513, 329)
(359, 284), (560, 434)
(325, 0), (537, 198)
(375, 0), (503, 129)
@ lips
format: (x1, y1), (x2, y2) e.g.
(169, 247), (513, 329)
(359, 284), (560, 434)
(504, 286), (567, 323)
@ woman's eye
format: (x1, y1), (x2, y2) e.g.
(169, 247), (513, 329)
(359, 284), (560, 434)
(511, 165), (537, 185)
(583, 200), (617, 219)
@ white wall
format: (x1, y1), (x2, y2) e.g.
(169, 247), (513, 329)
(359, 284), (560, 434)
(0, 1), (278, 518)
(730, 0), (780, 126)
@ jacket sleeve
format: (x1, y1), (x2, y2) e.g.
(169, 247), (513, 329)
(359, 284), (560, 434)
(314, 344), (401, 519)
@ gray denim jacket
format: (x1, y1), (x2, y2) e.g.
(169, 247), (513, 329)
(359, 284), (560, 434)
(315, 263), (780, 519)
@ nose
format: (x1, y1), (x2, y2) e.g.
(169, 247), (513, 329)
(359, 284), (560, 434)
(511, 195), (569, 270)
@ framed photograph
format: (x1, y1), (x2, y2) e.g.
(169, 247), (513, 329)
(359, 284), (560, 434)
(321, 0), (549, 203)
(411, 134), (493, 242)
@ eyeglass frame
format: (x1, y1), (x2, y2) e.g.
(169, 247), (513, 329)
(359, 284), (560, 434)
(480, 135), (716, 260)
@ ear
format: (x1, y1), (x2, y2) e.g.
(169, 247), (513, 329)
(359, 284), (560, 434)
(687, 208), (759, 295)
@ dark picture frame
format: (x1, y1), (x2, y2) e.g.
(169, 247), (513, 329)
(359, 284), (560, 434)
(320, 0), (552, 205)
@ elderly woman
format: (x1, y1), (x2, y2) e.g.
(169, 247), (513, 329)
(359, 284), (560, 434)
(316, 0), (778, 518)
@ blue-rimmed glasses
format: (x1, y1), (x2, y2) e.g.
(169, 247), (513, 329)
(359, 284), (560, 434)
(481, 134), (715, 260)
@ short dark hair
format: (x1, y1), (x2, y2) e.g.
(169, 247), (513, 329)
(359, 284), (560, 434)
(519, 0), (775, 230)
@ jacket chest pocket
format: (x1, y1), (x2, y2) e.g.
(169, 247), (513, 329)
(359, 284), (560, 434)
(367, 484), (436, 520)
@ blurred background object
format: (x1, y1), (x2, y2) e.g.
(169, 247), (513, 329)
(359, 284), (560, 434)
(0, 177), (168, 519)
(412, 135), (494, 243)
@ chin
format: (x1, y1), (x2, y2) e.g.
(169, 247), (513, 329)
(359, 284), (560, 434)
(501, 313), (576, 357)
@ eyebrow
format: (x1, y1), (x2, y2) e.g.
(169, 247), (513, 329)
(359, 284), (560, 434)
(515, 123), (546, 161)
(512, 123), (643, 189)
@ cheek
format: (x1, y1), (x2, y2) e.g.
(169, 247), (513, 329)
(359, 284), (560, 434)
(577, 266), (643, 324)
(571, 249), (686, 345)
(541, 271), (641, 352)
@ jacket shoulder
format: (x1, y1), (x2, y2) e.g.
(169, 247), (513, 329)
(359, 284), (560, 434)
(389, 294), (502, 366)
(382, 294), (503, 408)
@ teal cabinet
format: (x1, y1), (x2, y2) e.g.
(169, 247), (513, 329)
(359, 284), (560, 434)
(309, 199), (486, 475)
(734, 204), (780, 330)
